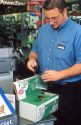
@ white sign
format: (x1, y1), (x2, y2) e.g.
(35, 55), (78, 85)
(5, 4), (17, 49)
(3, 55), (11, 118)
(0, 0), (25, 5)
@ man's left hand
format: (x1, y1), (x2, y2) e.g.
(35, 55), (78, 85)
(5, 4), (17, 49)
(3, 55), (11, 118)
(41, 70), (61, 82)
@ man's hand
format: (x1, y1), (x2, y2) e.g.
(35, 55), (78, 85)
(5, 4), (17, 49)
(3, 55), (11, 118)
(27, 59), (38, 73)
(41, 70), (61, 82)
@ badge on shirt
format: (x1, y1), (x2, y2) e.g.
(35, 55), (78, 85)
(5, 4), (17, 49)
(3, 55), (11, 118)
(57, 44), (65, 50)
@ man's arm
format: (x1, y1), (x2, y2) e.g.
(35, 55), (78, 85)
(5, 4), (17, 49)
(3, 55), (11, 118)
(59, 63), (81, 79)
(41, 63), (81, 82)
(28, 51), (38, 60)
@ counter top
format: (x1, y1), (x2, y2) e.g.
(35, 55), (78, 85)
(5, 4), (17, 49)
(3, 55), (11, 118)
(18, 114), (56, 125)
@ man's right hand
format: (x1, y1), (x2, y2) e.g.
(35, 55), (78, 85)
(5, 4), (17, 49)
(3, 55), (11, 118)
(27, 59), (38, 73)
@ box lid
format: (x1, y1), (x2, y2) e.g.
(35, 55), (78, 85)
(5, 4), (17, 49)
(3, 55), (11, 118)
(14, 75), (47, 100)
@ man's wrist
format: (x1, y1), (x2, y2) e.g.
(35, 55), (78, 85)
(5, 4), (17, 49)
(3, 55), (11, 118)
(29, 58), (36, 62)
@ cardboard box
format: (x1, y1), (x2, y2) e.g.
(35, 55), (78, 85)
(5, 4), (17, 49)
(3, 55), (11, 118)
(14, 75), (59, 122)
(0, 87), (17, 125)
(5, 94), (15, 110)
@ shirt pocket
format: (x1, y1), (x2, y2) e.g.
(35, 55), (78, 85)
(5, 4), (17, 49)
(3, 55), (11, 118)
(54, 49), (72, 60)
(52, 49), (73, 70)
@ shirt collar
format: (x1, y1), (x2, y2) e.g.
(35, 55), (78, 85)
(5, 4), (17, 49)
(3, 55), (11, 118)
(49, 18), (70, 31)
(59, 18), (69, 30)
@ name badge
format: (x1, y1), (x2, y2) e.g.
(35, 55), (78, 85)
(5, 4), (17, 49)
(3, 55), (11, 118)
(57, 44), (65, 50)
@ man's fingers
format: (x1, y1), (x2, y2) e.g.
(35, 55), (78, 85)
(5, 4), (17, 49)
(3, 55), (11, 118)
(27, 60), (37, 73)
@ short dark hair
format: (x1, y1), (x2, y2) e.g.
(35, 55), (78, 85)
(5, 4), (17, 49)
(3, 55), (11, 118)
(43, 0), (67, 12)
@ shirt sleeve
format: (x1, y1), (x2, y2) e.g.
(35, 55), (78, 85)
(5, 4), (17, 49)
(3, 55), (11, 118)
(74, 30), (81, 63)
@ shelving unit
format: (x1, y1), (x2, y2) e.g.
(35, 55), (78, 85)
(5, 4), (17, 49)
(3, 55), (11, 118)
(65, 0), (81, 24)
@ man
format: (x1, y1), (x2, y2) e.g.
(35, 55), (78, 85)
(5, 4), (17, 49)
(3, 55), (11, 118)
(27, 0), (81, 125)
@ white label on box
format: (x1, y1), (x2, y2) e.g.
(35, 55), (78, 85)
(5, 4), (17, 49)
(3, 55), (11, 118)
(14, 80), (29, 100)
(0, 95), (12, 117)
(37, 105), (45, 121)
(5, 94), (15, 110)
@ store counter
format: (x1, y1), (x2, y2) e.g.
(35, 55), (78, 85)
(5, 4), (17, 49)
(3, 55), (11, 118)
(18, 114), (56, 125)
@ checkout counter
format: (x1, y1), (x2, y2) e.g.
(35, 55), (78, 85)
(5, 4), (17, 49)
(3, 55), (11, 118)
(18, 114), (56, 125)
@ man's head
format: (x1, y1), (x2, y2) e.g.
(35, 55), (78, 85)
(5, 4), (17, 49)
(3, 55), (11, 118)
(43, 0), (68, 29)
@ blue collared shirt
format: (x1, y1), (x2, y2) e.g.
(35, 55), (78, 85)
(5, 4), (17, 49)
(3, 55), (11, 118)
(32, 19), (81, 84)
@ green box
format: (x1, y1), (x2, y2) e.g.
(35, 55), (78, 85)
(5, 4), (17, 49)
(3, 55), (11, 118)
(14, 75), (59, 122)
